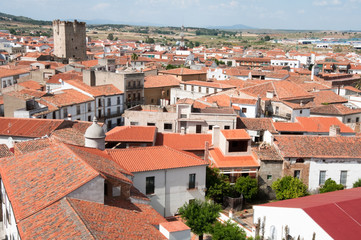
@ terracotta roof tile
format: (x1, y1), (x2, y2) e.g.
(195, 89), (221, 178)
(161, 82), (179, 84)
(47, 71), (82, 84)
(0, 142), (100, 221)
(68, 198), (166, 239)
(221, 129), (251, 140)
(0, 144), (13, 158)
(274, 135), (361, 158)
(18, 80), (43, 90)
(106, 126), (156, 142)
(18, 198), (94, 240)
(107, 146), (207, 172)
(144, 75), (180, 88)
(311, 103), (361, 116)
(42, 89), (93, 107)
(237, 117), (278, 133)
(159, 68), (206, 75)
(155, 132), (211, 151)
(296, 117), (354, 134)
(209, 148), (259, 168)
(0, 118), (64, 138)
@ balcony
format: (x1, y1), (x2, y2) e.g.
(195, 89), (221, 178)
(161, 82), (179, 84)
(127, 84), (144, 90)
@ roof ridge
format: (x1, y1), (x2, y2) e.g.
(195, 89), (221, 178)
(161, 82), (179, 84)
(66, 198), (98, 240)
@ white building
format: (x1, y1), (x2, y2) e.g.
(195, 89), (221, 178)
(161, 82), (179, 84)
(107, 145), (207, 217)
(253, 187), (361, 240)
(270, 58), (300, 69)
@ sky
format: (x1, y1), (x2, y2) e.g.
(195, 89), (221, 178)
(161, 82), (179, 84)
(2, 0), (361, 30)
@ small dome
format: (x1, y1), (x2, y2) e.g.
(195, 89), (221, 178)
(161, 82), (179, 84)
(84, 117), (106, 139)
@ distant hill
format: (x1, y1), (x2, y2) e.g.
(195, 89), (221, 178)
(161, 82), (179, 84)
(207, 24), (256, 30)
(0, 12), (51, 25)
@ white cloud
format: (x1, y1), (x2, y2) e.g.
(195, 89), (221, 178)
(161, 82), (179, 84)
(91, 3), (110, 10)
(313, 0), (342, 6)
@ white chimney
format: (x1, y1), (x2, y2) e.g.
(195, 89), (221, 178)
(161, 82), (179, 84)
(212, 125), (220, 147)
(266, 91), (274, 99)
(180, 127), (185, 135)
(329, 125), (341, 137)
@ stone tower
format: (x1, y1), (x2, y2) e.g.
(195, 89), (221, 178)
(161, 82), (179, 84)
(52, 19), (87, 61)
(84, 117), (106, 150)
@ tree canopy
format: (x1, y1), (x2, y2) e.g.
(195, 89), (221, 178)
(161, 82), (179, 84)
(206, 167), (232, 203)
(107, 33), (114, 41)
(234, 176), (258, 201)
(353, 178), (361, 188)
(319, 178), (344, 193)
(271, 176), (308, 200)
(178, 199), (221, 240)
(212, 220), (247, 240)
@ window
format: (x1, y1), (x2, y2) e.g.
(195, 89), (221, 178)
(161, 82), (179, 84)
(300, 110), (303, 114)
(130, 122), (139, 125)
(180, 114), (187, 118)
(228, 140), (248, 152)
(167, 90), (170, 96)
(164, 123), (172, 131)
(196, 125), (202, 133)
(267, 174), (272, 180)
(209, 125), (214, 130)
(189, 174), (196, 189)
(242, 108), (247, 113)
(76, 105), (81, 115)
(151, 99), (154, 104)
(107, 108), (111, 116)
(88, 103), (92, 112)
(296, 158), (304, 163)
(63, 108), (68, 118)
(146, 176), (155, 195)
(98, 98), (102, 107)
(347, 118), (351, 123)
(224, 125), (230, 130)
(357, 117), (360, 123)
(117, 118), (122, 126)
(117, 97), (121, 105)
(98, 109), (102, 118)
(147, 122), (156, 126)
(294, 170), (301, 179)
(107, 98), (111, 106)
(112, 186), (121, 197)
(206, 88), (209, 94)
(319, 171), (326, 185)
(88, 116), (92, 121)
(104, 182), (108, 196)
(340, 171), (347, 186)
(275, 106), (279, 115)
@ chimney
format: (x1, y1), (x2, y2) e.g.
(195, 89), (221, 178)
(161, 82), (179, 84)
(266, 91), (274, 99)
(159, 221), (190, 240)
(204, 141), (209, 163)
(311, 64), (315, 80)
(67, 114), (72, 120)
(329, 125), (341, 136)
(180, 127), (185, 135)
(212, 125), (220, 147)
(7, 137), (14, 153)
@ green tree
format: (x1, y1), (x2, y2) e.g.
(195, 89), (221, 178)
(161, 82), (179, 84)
(107, 33), (114, 41)
(319, 178), (344, 193)
(206, 167), (232, 203)
(272, 176), (308, 200)
(234, 176), (258, 201)
(179, 199), (221, 240)
(212, 220), (247, 240)
(353, 178), (361, 188)
(131, 53), (138, 62)
(264, 35), (271, 41)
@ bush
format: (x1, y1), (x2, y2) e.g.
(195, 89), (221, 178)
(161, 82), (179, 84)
(353, 178), (361, 188)
(234, 176), (258, 201)
(212, 220), (247, 240)
(271, 176), (308, 200)
(319, 178), (344, 193)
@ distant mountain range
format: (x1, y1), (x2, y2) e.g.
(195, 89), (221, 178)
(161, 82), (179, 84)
(0, 11), (256, 30)
(206, 24), (256, 30)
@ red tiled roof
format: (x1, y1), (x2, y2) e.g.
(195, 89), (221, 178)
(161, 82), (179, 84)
(155, 133), (212, 151)
(0, 144), (13, 158)
(259, 187), (361, 240)
(0, 142), (100, 221)
(221, 129), (251, 140)
(209, 148), (259, 168)
(68, 198), (167, 240)
(274, 135), (361, 158)
(144, 75), (180, 88)
(47, 71), (82, 84)
(311, 90), (348, 106)
(0, 68), (30, 78)
(42, 89), (93, 107)
(159, 68), (206, 75)
(18, 80), (43, 90)
(0, 118), (64, 138)
(106, 126), (156, 142)
(183, 80), (235, 89)
(65, 144), (133, 183)
(296, 117), (354, 134)
(237, 117), (278, 133)
(107, 146), (207, 172)
(311, 103), (361, 116)
(160, 221), (190, 232)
